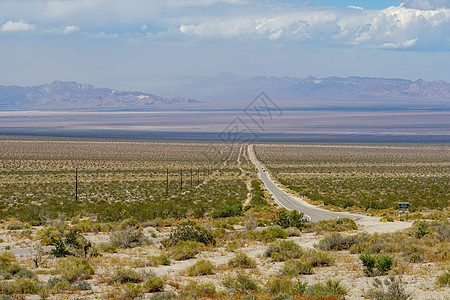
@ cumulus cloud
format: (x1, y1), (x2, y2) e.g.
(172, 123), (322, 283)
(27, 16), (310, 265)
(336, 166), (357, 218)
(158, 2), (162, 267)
(179, 4), (450, 50)
(1, 20), (36, 32)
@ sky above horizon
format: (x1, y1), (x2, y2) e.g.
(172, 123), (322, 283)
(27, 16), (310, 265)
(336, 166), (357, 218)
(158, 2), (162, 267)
(1, 0), (450, 96)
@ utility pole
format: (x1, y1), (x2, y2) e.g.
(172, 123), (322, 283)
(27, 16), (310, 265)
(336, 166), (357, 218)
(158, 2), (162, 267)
(166, 168), (169, 196)
(180, 169), (183, 191)
(190, 168), (193, 187)
(75, 168), (78, 203)
(197, 167), (200, 183)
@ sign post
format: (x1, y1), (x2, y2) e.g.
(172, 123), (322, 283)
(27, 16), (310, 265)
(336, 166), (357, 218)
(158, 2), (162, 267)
(398, 202), (410, 220)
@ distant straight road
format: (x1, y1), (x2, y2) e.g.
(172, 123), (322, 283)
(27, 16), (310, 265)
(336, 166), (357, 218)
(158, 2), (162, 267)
(248, 145), (358, 222)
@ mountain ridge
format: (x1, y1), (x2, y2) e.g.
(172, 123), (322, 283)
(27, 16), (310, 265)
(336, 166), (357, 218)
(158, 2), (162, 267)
(0, 80), (199, 110)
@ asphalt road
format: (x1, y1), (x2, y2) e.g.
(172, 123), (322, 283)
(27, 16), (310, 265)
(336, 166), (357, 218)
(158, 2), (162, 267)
(248, 145), (358, 222)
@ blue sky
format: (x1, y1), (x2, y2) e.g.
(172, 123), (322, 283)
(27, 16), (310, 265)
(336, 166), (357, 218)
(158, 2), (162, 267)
(1, 0), (450, 96)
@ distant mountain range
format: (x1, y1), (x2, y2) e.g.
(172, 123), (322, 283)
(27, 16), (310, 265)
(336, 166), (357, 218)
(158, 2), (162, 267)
(0, 81), (198, 110)
(1, 76), (449, 111)
(167, 73), (450, 102)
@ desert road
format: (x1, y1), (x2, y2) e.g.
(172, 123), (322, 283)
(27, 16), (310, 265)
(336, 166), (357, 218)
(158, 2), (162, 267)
(248, 145), (358, 222)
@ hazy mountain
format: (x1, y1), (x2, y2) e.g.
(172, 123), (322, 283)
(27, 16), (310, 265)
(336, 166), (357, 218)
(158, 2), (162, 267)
(0, 81), (199, 110)
(165, 73), (450, 102)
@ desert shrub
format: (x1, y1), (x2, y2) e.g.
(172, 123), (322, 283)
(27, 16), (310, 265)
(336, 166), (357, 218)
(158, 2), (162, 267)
(109, 268), (143, 284)
(437, 268), (450, 286)
(305, 279), (348, 297)
(265, 277), (292, 295)
(51, 280), (71, 293)
(48, 276), (69, 289)
(56, 257), (94, 283)
(187, 259), (214, 276)
(304, 249), (334, 267)
(150, 255), (171, 266)
(0, 295), (12, 300)
(222, 273), (259, 293)
(292, 281), (308, 295)
(0, 281), (17, 295)
(281, 260), (313, 276)
(14, 268), (37, 279)
(212, 204), (244, 219)
(265, 240), (303, 262)
(285, 227), (301, 237)
(121, 282), (143, 299)
(360, 252), (392, 277)
(193, 282), (216, 296)
(365, 276), (411, 300)
(317, 233), (360, 251)
(165, 223), (215, 247)
(110, 228), (147, 248)
(118, 218), (140, 230)
(7, 224), (23, 230)
(50, 229), (94, 258)
(97, 242), (117, 253)
(0, 253), (15, 270)
(245, 218), (257, 231)
(268, 226), (289, 239)
(170, 241), (203, 260)
(414, 221), (430, 239)
(15, 277), (40, 294)
(142, 276), (164, 293)
(72, 280), (91, 290)
(311, 218), (357, 233)
(228, 252), (257, 269)
(272, 209), (309, 229)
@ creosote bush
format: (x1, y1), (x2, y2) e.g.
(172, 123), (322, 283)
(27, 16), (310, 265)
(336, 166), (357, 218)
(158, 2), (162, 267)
(170, 241), (203, 260)
(187, 259), (214, 276)
(317, 233), (361, 251)
(212, 203), (244, 219)
(55, 257), (94, 283)
(365, 276), (411, 300)
(437, 268), (450, 287)
(272, 209), (309, 229)
(222, 273), (259, 293)
(265, 240), (303, 262)
(281, 260), (313, 276)
(108, 268), (143, 284)
(305, 279), (348, 297)
(228, 252), (257, 269)
(360, 252), (393, 277)
(110, 228), (147, 248)
(165, 223), (215, 247)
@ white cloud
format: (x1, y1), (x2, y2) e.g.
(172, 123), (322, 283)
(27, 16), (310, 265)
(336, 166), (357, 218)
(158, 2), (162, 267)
(1, 20), (36, 32)
(62, 25), (79, 35)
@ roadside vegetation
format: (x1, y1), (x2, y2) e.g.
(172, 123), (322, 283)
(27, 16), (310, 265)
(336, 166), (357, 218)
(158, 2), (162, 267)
(0, 138), (447, 299)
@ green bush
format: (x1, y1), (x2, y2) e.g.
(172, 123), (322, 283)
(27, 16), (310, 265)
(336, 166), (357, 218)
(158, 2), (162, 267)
(0, 281), (17, 295)
(56, 257), (94, 283)
(193, 282), (216, 296)
(72, 280), (92, 291)
(317, 233), (360, 251)
(109, 268), (143, 284)
(281, 260), (313, 276)
(292, 281), (308, 295)
(110, 228), (147, 248)
(187, 259), (214, 276)
(360, 252), (393, 277)
(142, 276), (164, 293)
(303, 249), (334, 267)
(170, 241), (203, 260)
(311, 218), (358, 232)
(305, 279), (348, 297)
(51, 229), (94, 258)
(121, 282), (143, 299)
(437, 268), (450, 287)
(415, 221), (430, 239)
(265, 240), (303, 262)
(222, 273), (259, 293)
(149, 255), (171, 266)
(212, 204), (244, 219)
(264, 277), (292, 295)
(165, 223), (215, 247)
(365, 276), (411, 300)
(14, 278), (40, 294)
(272, 209), (309, 229)
(0, 253), (15, 270)
(228, 252), (257, 269)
